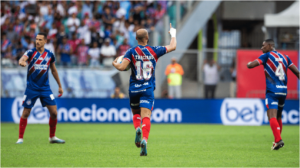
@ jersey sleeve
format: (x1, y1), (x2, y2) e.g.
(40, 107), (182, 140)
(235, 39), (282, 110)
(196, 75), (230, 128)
(285, 55), (294, 67)
(153, 46), (167, 58)
(23, 49), (33, 60)
(123, 49), (131, 62)
(257, 53), (268, 65)
(50, 50), (56, 63)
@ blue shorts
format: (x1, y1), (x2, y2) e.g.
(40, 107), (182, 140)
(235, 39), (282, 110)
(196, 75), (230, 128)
(265, 92), (286, 110)
(22, 87), (56, 109)
(129, 87), (154, 111)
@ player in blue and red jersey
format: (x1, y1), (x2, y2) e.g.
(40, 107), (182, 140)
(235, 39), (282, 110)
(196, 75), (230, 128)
(247, 39), (299, 150)
(113, 24), (177, 156)
(16, 33), (65, 144)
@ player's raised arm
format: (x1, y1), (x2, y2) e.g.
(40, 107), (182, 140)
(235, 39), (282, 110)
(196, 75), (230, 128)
(50, 63), (63, 96)
(112, 56), (130, 71)
(289, 65), (300, 79)
(19, 55), (29, 67)
(165, 23), (177, 53)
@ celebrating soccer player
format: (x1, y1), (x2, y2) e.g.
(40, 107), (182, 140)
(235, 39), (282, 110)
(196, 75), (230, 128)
(16, 33), (65, 144)
(112, 23), (177, 156)
(247, 39), (299, 150)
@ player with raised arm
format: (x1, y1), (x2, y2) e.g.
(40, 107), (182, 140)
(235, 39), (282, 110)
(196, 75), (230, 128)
(112, 23), (177, 156)
(247, 39), (299, 150)
(16, 33), (65, 144)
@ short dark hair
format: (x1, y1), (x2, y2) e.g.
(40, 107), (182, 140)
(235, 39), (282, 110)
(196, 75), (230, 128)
(264, 39), (274, 45)
(37, 32), (47, 39)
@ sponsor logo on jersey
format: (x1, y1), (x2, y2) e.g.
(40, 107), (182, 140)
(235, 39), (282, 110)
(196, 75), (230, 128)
(134, 82), (149, 87)
(133, 55), (154, 60)
(276, 85), (287, 89)
(34, 64), (48, 70)
(140, 100), (149, 104)
(271, 102), (278, 105)
(131, 89), (146, 93)
(220, 98), (264, 125)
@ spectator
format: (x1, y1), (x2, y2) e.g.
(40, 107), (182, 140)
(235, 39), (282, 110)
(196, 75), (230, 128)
(39, 1), (50, 16)
(1, 34), (11, 57)
(13, 18), (23, 35)
(44, 39), (55, 53)
(154, 3), (165, 23)
(117, 38), (130, 56)
(67, 13), (80, 36)
(102, 6), (116, 26)
(15, 41), (27, 61)
(230, 58), (237, 98)
(6, 24), (18, 45)
(27, 39), (35, 49)
(77, 21), (91, 45)
(111, 87), (125, 98)
(81, 1), (93, 19)
(58, 36), (72, 66)
(101, 38), (116, 67)
(115, 2), (126, 19)
(77, 39), (89, 66)
(68, 1), (78, 16)
(165, 58), (184, 99)
(88, 41), (101, 68)
(202, 58), (221, 99)
(48, 23), (58, 39)
(56, 25), (66, 47)
(144, 17), (155, 33)
(68, 33), (81, 65)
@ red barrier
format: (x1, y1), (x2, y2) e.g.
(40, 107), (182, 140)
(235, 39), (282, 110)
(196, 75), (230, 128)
(237, 50), (299, 99)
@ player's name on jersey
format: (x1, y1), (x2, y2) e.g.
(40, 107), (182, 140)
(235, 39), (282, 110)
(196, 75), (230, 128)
(34, 64), (48, 70)
(133, 55), (155, 60)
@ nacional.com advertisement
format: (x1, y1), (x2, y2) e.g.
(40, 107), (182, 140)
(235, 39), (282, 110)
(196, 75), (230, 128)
(1, 98), (299, 125)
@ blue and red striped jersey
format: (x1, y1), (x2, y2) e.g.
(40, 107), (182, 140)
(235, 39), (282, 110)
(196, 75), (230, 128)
(257, 51), (294, 94)
(23, 48), (56, 90)
(123, 45), (167, 90)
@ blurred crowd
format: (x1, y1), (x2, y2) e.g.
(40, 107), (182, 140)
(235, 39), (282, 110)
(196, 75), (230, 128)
(1, 0), (168, 67)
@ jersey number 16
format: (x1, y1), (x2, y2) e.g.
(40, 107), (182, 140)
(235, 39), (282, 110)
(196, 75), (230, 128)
(135, 61), (153, 80)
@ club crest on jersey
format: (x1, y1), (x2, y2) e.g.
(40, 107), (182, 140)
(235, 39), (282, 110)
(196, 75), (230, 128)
(38, 57), (44, 60)
(44, 57), (50, 62)
(26, 99), (31, 105)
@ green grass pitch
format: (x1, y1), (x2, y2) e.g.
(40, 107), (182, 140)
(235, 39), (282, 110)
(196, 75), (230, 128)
(1, 123), (299, 167)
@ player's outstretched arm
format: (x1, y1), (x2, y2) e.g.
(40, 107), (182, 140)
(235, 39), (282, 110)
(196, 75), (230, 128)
(289, 65), (300, 79)
(50, 63), (63, 96)
(19, 55), (28, 67)
(165, 23), (177, 53)
(112, 56), (130, 71)
(247, 60), (260, 69)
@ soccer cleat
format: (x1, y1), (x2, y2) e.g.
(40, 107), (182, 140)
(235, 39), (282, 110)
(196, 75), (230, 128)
(49, 136), (65, 144)
(16, 139), (23, 144)
(135, 127), (142, 148)
(271, 140), (284, 150)
(140, 139), (147, 156)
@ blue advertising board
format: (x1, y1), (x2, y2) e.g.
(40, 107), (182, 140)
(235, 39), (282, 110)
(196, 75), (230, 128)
(1, 98), (299, 125)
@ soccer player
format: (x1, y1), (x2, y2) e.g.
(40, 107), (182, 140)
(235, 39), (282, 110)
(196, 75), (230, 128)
(247, 39), (299, 150)
(16, 32), (65, 144)
(112, 23), (177, 156)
